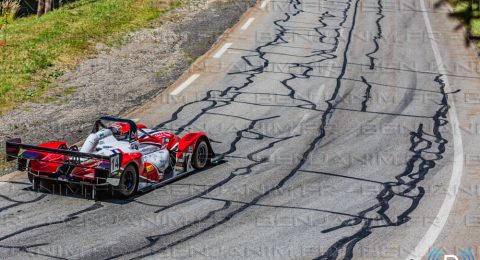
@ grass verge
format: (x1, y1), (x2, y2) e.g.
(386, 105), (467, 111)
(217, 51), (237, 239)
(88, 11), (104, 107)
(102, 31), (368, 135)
(0, 0), (187, 114)
(447, 0), (480, 50)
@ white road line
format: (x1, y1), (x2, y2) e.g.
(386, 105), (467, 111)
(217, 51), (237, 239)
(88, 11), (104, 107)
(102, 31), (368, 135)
(260, 0), (271, 9)
(241, 18), (255, 30)
(406, 1), (465, 259)
(213, 43), (233, 59)
(170, 74), (200, 96)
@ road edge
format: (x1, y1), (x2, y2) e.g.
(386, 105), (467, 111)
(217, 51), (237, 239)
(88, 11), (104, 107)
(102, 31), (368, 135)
(139, 0), (263, 100)
(406, 0), (465, 259)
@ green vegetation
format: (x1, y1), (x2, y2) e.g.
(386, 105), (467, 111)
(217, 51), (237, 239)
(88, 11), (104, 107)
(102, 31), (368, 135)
(447, 0), (480, 49)
(0, 0), (187, 113)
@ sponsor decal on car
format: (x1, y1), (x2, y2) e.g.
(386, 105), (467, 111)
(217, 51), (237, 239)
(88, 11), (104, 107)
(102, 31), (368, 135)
(146, 165), (154, 172)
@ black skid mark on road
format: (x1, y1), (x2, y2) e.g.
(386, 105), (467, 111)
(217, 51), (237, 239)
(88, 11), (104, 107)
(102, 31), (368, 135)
(114, 0), (360, 259)
(0, 242), (69, 260)
(360, 76), (372, 112)
(20, 248), (69, 260)
(100, 0), (362, 258)
(148, 201), (231, 244)
(0, 193), (44, 204)
(103, 201), (232, 260)
(208, 114), (282, 158)
(151, 0), (324, 205)
(229, 91), (324, 112)
(316, 75), (451, 260)
(319, 0), (358, 124)
(201, 196), (372, 219)
(218, 98), (324, 112)
(155, 91), (232, 135)
(0, 202), (103, 260)
(225, 3), (353, 105)
(0, 194), (47, 213)
(154, 0), (299, 132)
(0, 202), (103, 243)
(365, 0), (384, 70)
(152, 114), (292, 214)
(228, 8), (351, 110)
(124, 199), (167, 208)
(304, 9), (347, 65)
(232, 134), (299, 176)
(0, 243), (48, 249)
(151, 0), (352, 210)
(0, 242), (52, 258)
(67, 201), (104, 217)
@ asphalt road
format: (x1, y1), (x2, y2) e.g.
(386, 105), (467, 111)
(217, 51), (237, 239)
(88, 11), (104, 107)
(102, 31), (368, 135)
(1, 0), (480, 259)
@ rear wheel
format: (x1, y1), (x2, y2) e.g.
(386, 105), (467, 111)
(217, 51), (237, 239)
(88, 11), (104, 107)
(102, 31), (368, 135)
(27, 160), (39, 190)
(117, 164), (139, 197)
(27, 171), (34, 183)
(192, 139), (209, 169)
(28, 172), (40, 190)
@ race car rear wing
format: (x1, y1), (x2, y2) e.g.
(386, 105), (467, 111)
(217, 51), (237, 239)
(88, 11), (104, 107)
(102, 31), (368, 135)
(5, 138), (121, 175)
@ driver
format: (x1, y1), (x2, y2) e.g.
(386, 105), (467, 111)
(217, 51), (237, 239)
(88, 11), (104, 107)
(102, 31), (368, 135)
(80, 128), (113, 153)
(109, 123), (131, 141)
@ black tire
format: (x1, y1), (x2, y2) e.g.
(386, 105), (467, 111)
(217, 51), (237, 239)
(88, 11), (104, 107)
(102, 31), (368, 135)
(28, 172), (40, 190)
(168, 152), (176, 171)
(27, 161), (34, 184)
(27, 162), (41, 191)
(192, 139), (209, 170)
(117, 164), (139, 198)
(28, 171), (34, 184)
(163, 152), (176, 180)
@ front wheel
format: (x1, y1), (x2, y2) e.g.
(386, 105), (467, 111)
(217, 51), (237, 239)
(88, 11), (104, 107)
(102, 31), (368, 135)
(117, 164), (139, 198)
(163, 152), (176, 180)
(191, 139), (209, 170)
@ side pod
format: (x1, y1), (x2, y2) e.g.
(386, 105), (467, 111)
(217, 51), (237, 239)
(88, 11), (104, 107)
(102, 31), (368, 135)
(177, 132), (213, 157)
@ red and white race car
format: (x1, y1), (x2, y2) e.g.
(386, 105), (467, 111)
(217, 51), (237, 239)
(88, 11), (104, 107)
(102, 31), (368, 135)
(6, 117), (221, 198)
